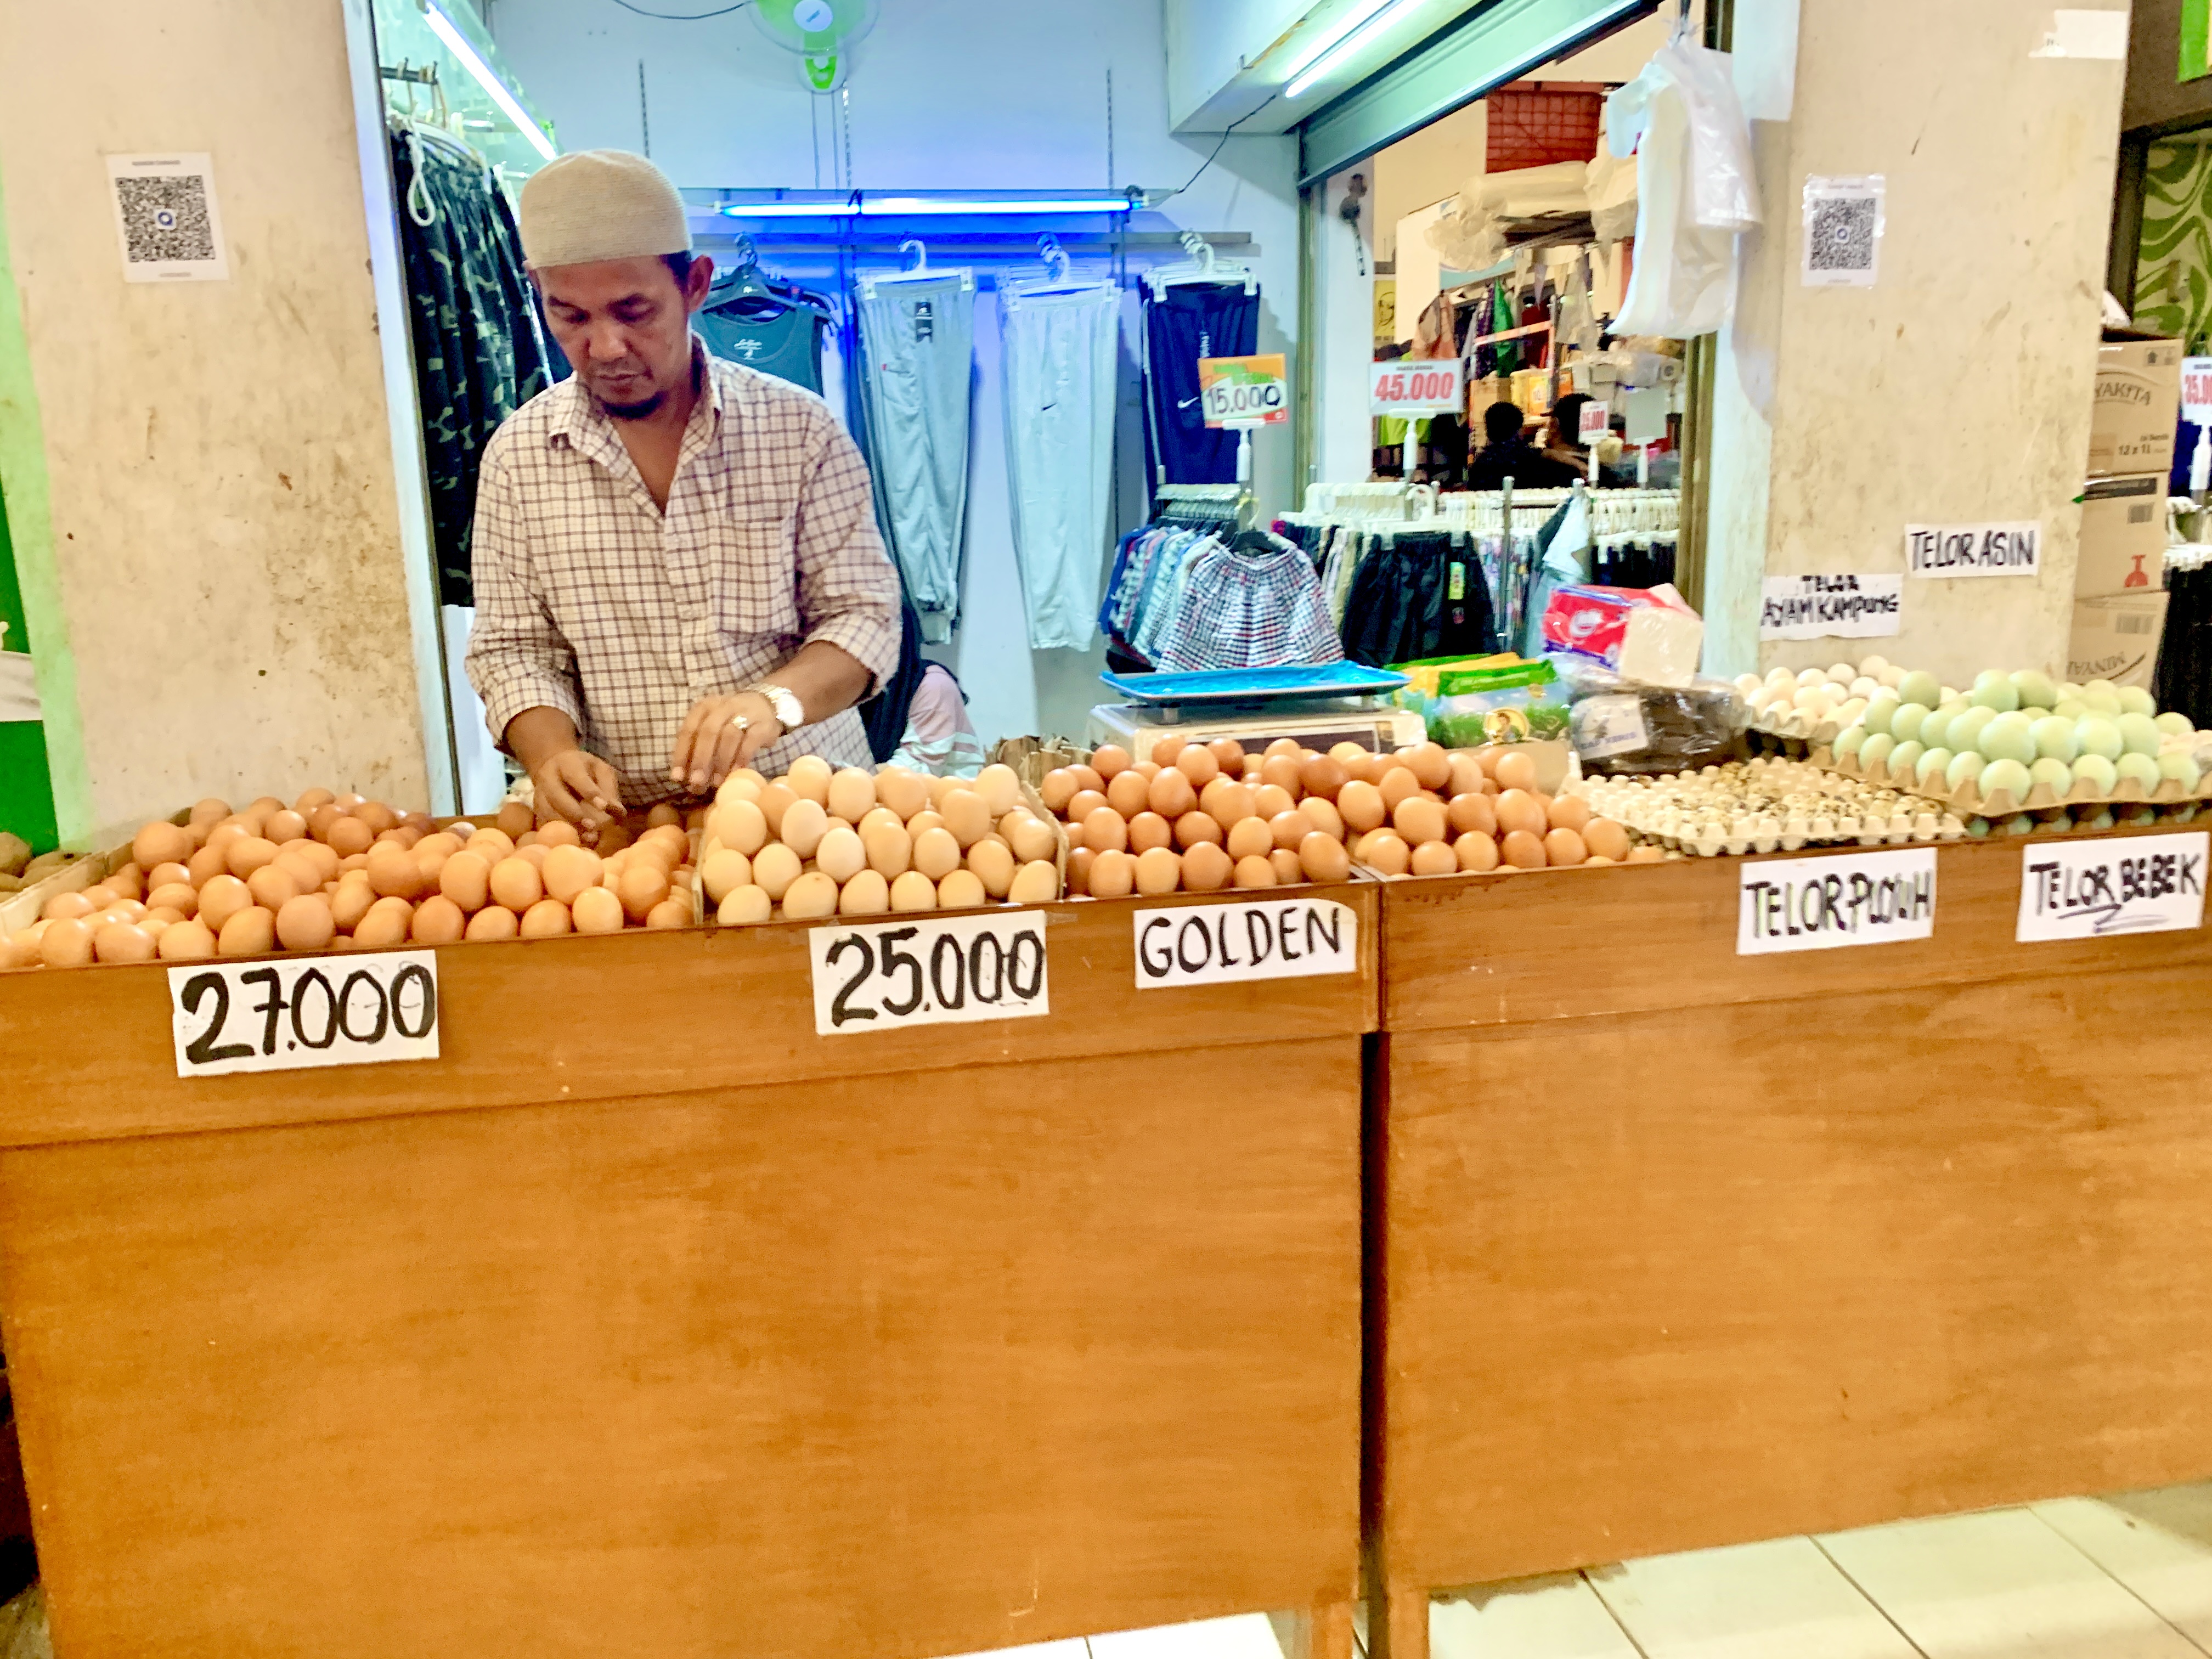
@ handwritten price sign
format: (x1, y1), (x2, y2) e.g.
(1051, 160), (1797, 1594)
(1371, 358), (1464, 417)
(809, 910), (1050, 1035)
(168, 951), (439, 1078)
(1197, 354), (1288, 429)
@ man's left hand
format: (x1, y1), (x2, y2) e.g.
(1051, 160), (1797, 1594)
(671, 692), (782, 793)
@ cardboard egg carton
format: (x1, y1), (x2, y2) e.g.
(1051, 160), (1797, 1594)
(1812, 743), (2212, 819)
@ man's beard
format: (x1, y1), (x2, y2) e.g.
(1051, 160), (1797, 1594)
(601, 389), (667, 421)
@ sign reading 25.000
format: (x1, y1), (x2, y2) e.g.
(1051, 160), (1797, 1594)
(1197, 353), (1289, 429)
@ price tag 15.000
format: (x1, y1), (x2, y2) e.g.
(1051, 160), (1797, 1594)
(810, 910), (1049, 1036)
(168, 951), (440, 1079)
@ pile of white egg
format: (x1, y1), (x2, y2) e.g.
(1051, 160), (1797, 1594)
(1734, 656), (1912, 742)
(1576, 756), (1966, 857)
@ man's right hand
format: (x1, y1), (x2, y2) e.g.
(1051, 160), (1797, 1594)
(530, 747), (626, 833)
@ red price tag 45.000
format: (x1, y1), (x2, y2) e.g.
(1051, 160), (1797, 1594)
(1371, 358), (1464, 416)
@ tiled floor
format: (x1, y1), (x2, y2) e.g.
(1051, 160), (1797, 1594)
(10, 1489), (2212, 1658)
(943, 1485), (2212, 1659)
(1426, 1487), (2212, 1659)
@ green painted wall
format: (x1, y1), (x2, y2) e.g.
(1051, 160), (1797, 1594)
(0, 469), (57, 853)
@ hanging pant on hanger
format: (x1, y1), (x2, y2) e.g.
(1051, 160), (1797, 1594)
(1002, 284), (1120, 651)
(1143, 280), (1259, 486)
(857, 274), (974, 643)
(1340, 533), (1499, 666)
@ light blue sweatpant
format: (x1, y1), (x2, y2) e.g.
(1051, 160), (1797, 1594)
(856, 274), (974, 643)
(1001, 284), (1120, 652)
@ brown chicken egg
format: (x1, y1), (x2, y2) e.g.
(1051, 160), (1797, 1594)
(1087, 849), (1136, 899)
(1500, 830), (1548, 869)
(1455, 831), (1500, 872)
(466, 905), (522, 941)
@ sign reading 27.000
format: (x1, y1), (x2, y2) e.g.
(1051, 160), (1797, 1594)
(168, 951), (440, 1079)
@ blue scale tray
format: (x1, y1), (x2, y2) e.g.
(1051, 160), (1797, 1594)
(1100, 662), (1409, 708)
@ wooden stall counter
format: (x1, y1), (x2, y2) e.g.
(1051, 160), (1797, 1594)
(0, 886), (1378, 1659)
(1369, 830), (2212, 1659)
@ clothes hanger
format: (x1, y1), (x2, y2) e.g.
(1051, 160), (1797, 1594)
(1144, 229), (1258, 299)
(1004, 234), (1115, 302)
(859, 238), (975, 296)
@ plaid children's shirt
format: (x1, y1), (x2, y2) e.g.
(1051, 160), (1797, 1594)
(465, 347), (902, 808)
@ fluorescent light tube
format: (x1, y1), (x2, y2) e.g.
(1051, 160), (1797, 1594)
(859, 195), (1133, 216)
(422, 3), (558, 161)
(716, 200), (859, 218)
(1285, 0), (1427, 98)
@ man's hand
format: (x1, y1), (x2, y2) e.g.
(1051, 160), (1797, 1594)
(531, 747), (627, 832)
(671, 692), (782, 793)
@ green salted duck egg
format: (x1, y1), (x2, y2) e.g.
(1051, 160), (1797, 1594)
(1861, 692), (1903, 736)
(2117, 752), (2163, 791)
(2028, 757), (2074, 793)
(1976, 713), (2037, 765)
(2052, 697), (2088, 721)
(1889, 703), (1927, 744)
(2117, 685), (2157, 718)
(1833, 724), (1868, 759)
(1859, 731), (1897, 771)
(2009, 669), (2058, 711)
(2075, 716), (2124, 761)
(1915, 747), (1955, 789)
(1970, 671), (2020, 712)
(2028, 716), (2078, 762)
(1980, 758), (2033, 801)
(2158, 751), (2204, 790)
(1946, 750), (1988, 789)
(1888, 740), (1925, 779)
(2070, 752), (2118, 795)
(2155, 712), (2196, 736)
(1896, 669), (1942, 709)
(2117, 712), (2162, 757)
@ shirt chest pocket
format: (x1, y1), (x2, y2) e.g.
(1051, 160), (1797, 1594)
(700, 514), (802, 642)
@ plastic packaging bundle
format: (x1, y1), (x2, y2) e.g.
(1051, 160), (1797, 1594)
(1605, 36), (1760, 337)
(1554, 657), (1750, 775)
(1540, 582), (1705, 686)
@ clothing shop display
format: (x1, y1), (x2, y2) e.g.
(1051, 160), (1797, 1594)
(1001, 280), (1120, 651)
(390, 122), (552, 609)
(696, 280), (830, 392)
(1338, 531), (1499, 667)
(1099, 514), (1339, 674)
(695, 243), (836, 393)
(1142, 280), (1259, 486)
(856, 265), (977, 644)
(1154, 535), (1344, 672)
(2157, 548), (2212, 730)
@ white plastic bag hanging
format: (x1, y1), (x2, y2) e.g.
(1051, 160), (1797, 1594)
(1605, 36), (1760, 338)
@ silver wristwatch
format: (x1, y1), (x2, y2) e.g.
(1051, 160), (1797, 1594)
(752, 684), (805, 730)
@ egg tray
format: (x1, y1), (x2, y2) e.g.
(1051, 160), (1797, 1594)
(1809, 743), (2212, 820)
(1575, 764), (1965, 858)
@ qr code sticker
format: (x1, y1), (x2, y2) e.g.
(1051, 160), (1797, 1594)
(1803, 176), (1883, 288)
(114, 176), (215, 266)
(105, 154), (227, 282)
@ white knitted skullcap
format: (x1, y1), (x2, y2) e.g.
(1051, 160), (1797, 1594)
(518, 150), (692, 270)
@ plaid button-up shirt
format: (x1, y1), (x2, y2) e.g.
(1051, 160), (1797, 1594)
(465, 348), (902, 809)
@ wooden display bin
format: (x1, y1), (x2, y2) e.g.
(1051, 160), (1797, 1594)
(0, 888), (1378, 1659)
(1368, 831), (2212, 1659)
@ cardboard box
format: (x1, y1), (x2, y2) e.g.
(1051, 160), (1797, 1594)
(2089, 329), (2182, 477)
(2069, 590), (2170, 690)
(2076, 472), (2169, 596)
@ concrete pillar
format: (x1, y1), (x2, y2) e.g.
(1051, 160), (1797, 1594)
(0, 0), (438, 844)
(1704, 0), (2129, 683)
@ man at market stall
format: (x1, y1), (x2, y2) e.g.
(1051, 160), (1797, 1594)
(466, 149), (901, 832)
